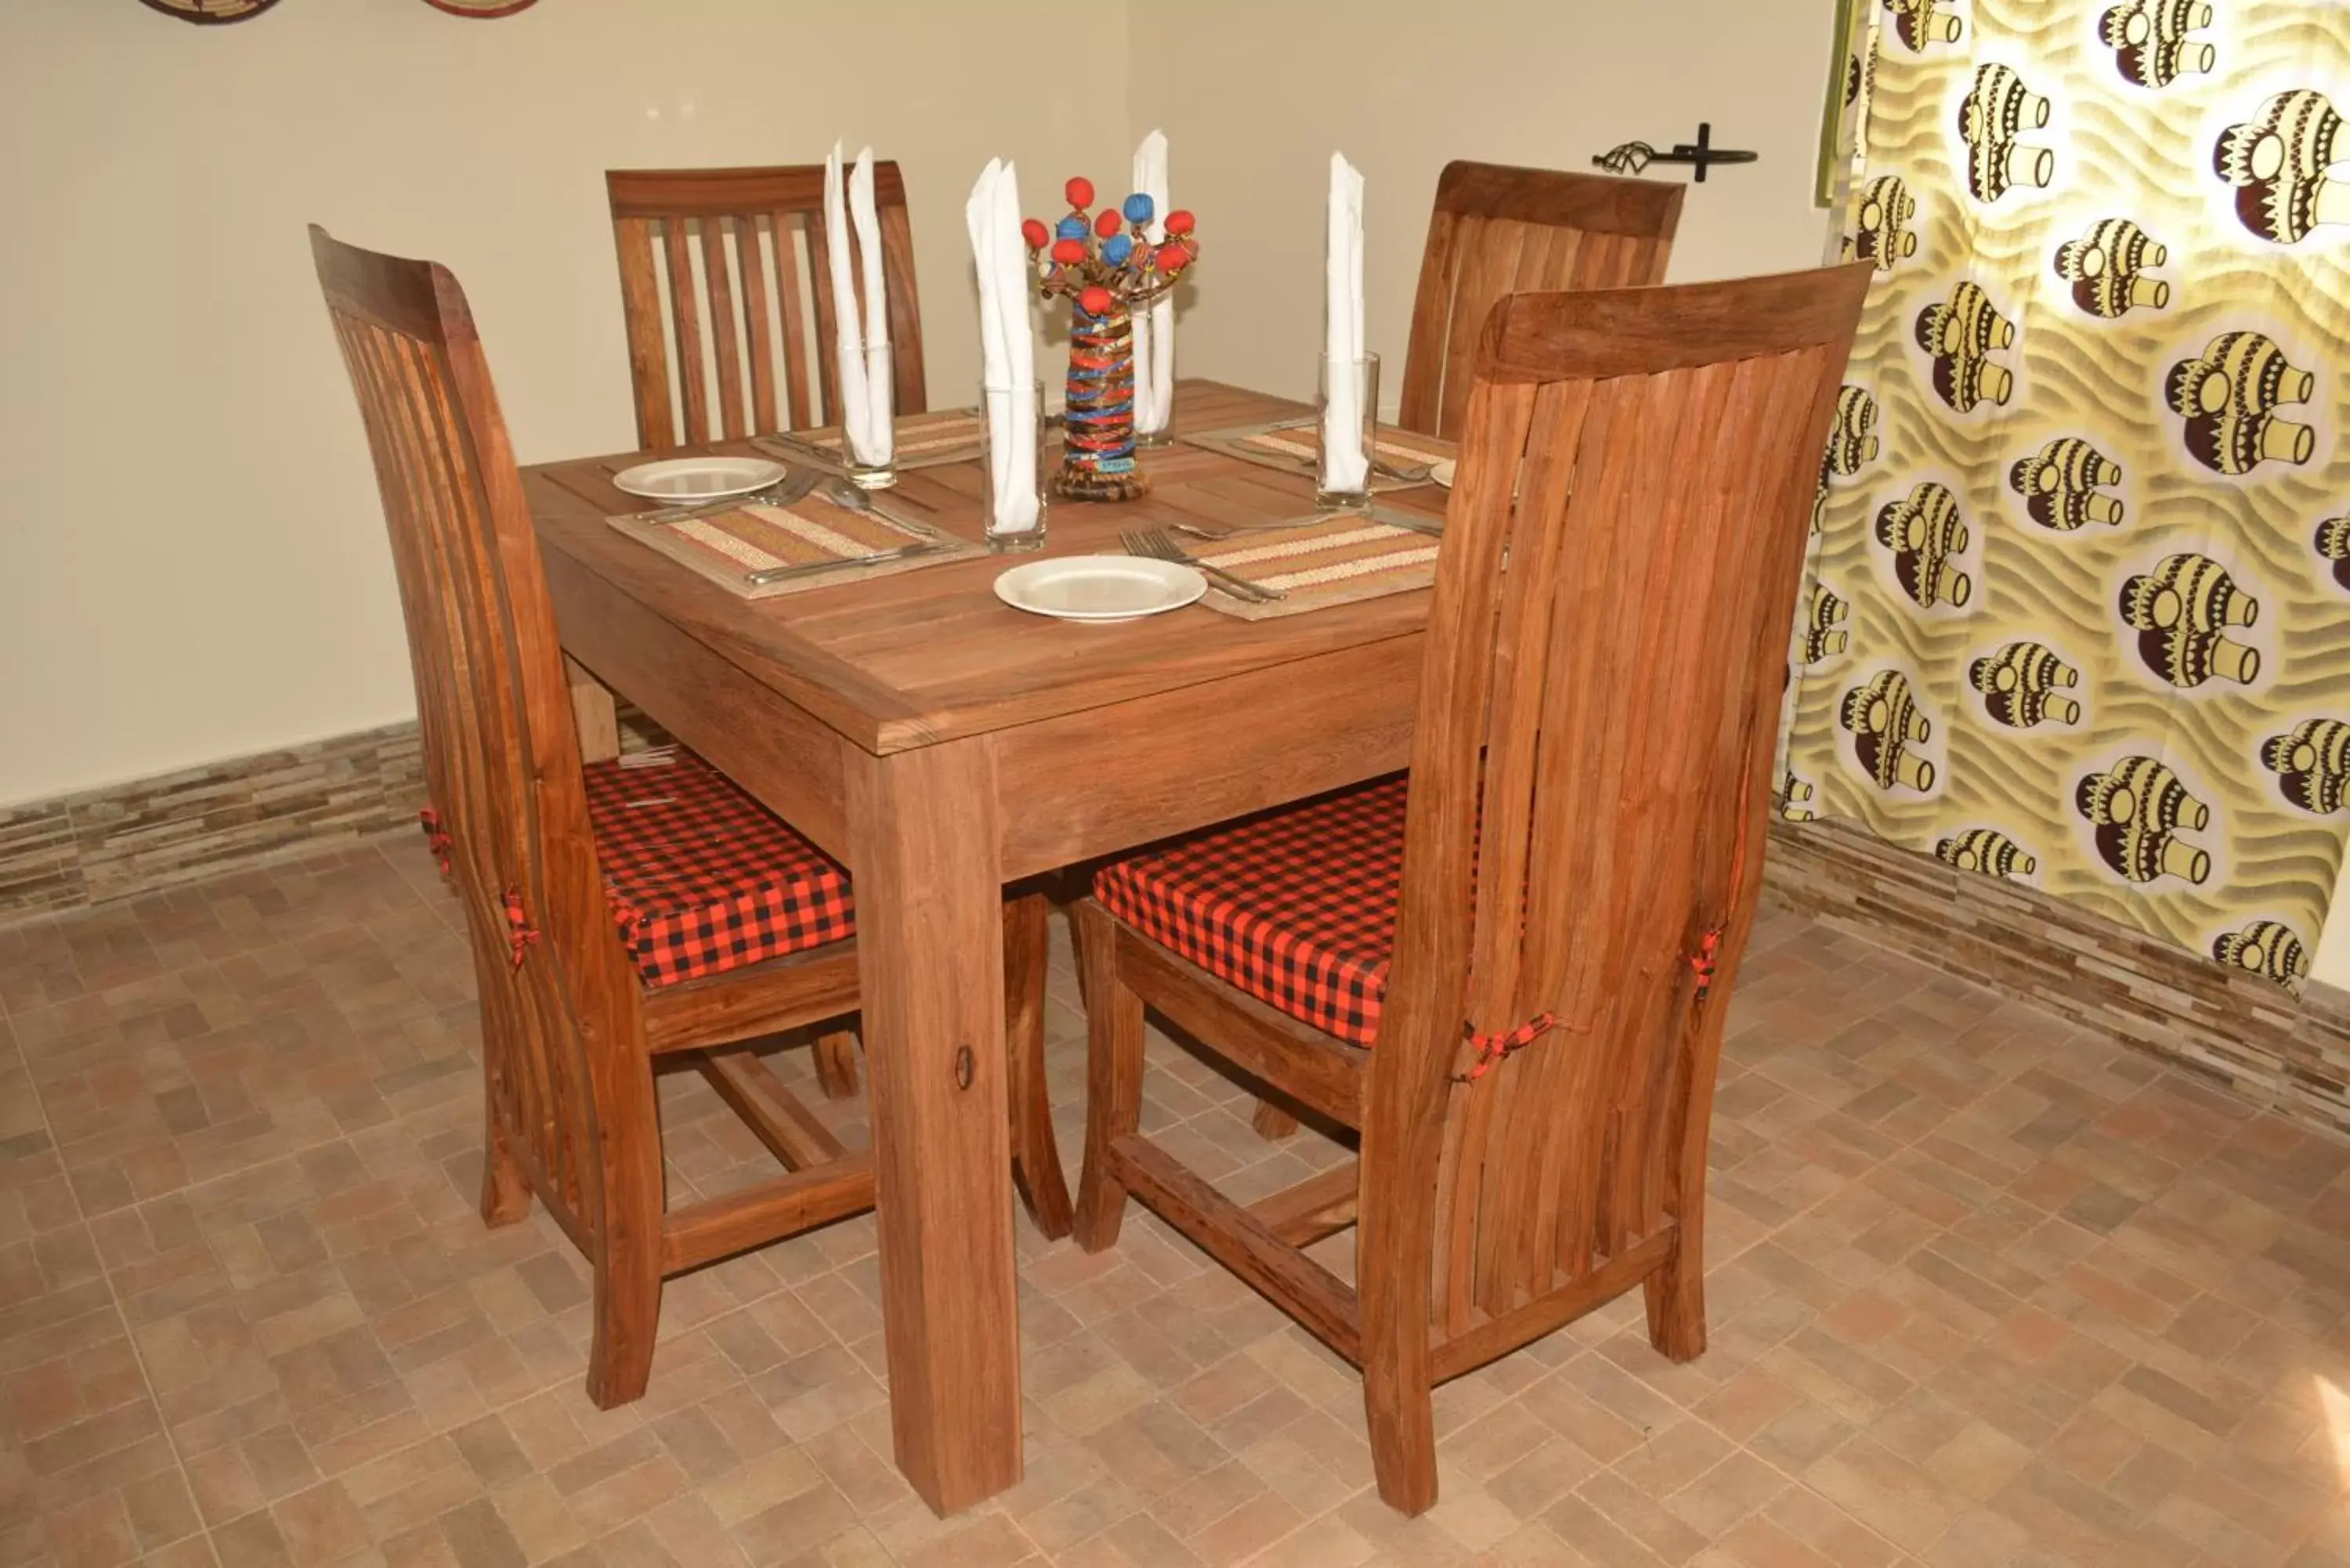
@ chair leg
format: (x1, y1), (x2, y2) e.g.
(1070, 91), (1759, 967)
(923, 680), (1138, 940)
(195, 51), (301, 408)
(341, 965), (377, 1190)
(1365, 1363), (1438, 1516)
(1251, 1099), (1300, 1140)
(584, 1047), (667, 1409)
(1072, 901), (1144, 1252)
(1006, 891), (1073, 1240)
(585, 1242), (663, 1408)
(1644, 1221), (1707, 1361)
(813, 1030), (860, 1099)
(479, 1104), (533, 1227)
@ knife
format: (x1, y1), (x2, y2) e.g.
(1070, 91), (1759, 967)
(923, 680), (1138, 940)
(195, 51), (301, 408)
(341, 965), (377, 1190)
(743, 540), (947, 587)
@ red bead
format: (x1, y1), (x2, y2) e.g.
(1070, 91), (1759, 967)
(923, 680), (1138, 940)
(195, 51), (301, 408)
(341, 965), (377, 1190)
(1164, 209), (1195, 236)
(1050, 237), (1085, 265)
(1078, 285), (1115, 316)
(1094, 208), (1123, 238)
(1155, 243), (1189, 273)
(1020, 218), (1050, 249)
(1065, 175), (1094, 208)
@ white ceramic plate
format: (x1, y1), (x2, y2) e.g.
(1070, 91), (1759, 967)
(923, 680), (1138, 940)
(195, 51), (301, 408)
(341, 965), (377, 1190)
(613, 456), (788, 503)
(993, 555), (1206, 622)
(1430, 458), (1457, 490)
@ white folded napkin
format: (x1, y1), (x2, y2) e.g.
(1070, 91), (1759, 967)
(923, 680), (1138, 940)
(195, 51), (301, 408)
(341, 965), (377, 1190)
(822, 142), (895, 466)
(1132, 129), (1174, 435)
(965, 159), (1041, 533)
(1322, 152), (1368, 492)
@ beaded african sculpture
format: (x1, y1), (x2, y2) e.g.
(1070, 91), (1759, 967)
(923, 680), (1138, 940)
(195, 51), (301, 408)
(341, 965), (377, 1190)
(1022, 178), (1198, 501)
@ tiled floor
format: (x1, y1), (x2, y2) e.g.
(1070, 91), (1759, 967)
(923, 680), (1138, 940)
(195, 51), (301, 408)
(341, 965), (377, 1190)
(3, 838), (2348, 1568)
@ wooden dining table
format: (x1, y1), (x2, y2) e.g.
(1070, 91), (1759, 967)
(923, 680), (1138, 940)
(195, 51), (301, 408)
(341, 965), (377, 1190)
(521, 378), (1450, 1514)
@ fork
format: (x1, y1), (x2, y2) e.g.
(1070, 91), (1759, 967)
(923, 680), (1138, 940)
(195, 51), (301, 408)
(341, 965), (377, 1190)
(653, 466), (818, 523)
(1123, 526), (1285, 603)
(760, 468), (824, 507)
(1371, 456), (1434, 484)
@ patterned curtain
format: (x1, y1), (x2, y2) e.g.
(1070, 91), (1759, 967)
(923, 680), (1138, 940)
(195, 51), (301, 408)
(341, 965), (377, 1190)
(1782, 0), (2350, 990)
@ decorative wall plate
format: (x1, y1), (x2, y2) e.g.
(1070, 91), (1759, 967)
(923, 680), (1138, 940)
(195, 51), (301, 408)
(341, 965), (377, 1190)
(421, 0), (540, 13)
(137, 0), (282, 21)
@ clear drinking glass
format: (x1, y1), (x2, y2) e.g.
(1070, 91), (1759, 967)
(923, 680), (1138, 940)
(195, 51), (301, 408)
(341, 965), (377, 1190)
(980, 379), (1048, 554)
(844, 341), (898, 490)
(1136, 303), (1176, 448)
(1315, 351), (1380, 513)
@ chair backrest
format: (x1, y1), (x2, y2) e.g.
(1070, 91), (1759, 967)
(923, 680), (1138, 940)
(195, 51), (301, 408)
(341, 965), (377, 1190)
(606, 163), (928, 450)
(311, 225), (641, 1242)
(1365, 265), (1872, 1337)
(1397, 161), (1684, 440)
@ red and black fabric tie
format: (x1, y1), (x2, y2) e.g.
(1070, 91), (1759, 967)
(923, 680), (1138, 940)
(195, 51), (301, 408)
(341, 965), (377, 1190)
(418, 807), (453, 878)
(1456, 1011), (1560, 1082)
(502, 888), (540, 968)
(1690, 927), (1724, 1003)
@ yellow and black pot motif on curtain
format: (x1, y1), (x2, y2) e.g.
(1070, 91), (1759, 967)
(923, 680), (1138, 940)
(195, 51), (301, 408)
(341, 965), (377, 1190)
(2055, 217), (2173, 316)
(1788, 0), (2350, 991)
(2215, 88), (2349, 244)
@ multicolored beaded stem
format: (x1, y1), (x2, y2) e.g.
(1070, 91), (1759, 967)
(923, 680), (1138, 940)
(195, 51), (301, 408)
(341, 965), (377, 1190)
(1059, 305), (1144, 500)
(1025, 176), (1199, 503)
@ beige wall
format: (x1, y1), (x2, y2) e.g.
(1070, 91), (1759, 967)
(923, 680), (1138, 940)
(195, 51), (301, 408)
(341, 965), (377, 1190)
(0, 0), (1835, 808)
(1133, 0), (1847, 405)
(0, 0), (1127, 806)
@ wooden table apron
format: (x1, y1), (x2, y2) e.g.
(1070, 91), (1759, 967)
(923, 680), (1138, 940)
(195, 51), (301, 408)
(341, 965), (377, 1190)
(523, 380), (1443, 1514)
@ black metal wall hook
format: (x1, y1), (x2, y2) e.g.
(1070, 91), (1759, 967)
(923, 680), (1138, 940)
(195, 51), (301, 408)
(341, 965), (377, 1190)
(1593, 122), (1759, 182)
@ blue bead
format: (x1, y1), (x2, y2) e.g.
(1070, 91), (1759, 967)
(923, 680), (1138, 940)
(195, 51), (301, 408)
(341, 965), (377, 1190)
(1055, 215), (1088, 240)
(1123, 193), (1155, 224)
(1102, 233), (1134, 266)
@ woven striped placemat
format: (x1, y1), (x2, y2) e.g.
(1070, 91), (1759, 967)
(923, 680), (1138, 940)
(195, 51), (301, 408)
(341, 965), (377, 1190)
(752, 406), (998, 475)
(607, 490), (980, 600)
(1185, 508), (1443, 621)
(1181, 418), (1454, 493)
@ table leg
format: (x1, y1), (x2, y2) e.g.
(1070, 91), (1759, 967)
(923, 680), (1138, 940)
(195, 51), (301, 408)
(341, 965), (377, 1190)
(848, 738), (1022, 1513)
(565, 655), (620, 763)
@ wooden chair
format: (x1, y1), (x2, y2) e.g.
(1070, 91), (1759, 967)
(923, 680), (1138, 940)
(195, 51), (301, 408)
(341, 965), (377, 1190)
(1395, 161), (1685, 441)
(1244, 157), (1689, 1149)
(606, 163), (928, 450)
(309, 226), (1066, 1410)
(1071, 265), (1872, 1512)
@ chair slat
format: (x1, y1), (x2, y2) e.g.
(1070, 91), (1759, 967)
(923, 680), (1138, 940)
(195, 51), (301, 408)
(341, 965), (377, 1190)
(737, 215), (779, 435)
(613, 218), (674, 450)
(1437, 219), (1528, 444)
(1434, 212), (1492, 440)
(807, 204), (843, 426)
(701, 217), (747, 441)
(1506, 221), (1559, 294)
(1398, 210), (1468, 437)
(770, 210), (816, 429)
(1571, 232), (1629, 294)
(661, 218), (711, 446)
(879, 201), (927, 416)
(1460, 378), (1589, 1311)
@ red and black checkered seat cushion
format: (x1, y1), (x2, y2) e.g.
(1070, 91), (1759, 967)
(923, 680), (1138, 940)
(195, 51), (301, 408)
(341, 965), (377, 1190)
(581, 750), (855, 988)
(1093, 775), (1408, 1047)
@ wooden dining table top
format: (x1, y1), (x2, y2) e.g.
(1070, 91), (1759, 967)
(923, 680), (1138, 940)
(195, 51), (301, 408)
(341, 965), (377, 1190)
(522, 379), (1451, 761)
